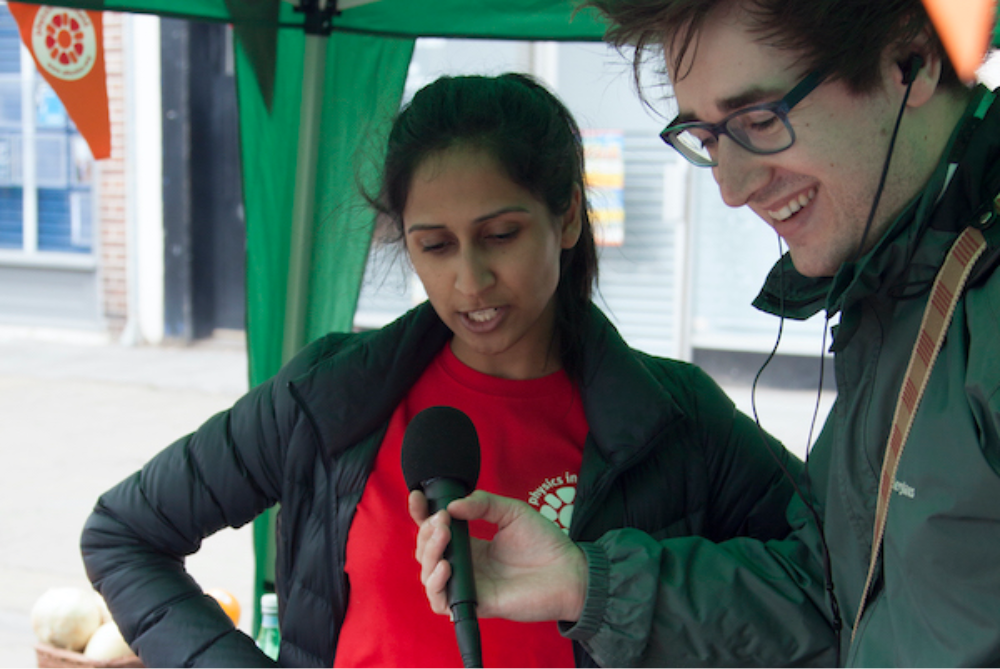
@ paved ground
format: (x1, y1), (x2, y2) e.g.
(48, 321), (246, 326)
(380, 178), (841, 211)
(0, 332), (253, 668)
(0, 331), (832, 668)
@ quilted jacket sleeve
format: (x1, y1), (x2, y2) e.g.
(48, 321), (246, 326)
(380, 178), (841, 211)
(79, 342), (326, 668)
(562, 364), (837, 667)
(565, 498), (836, 667)
(689, 364), (804, 543)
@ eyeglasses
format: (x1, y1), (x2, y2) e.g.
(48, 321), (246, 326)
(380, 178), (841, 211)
(660, 70), (827, 167)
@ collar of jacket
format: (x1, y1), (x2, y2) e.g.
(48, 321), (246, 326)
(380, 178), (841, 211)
(575, 305), (685, 470)
(287, 303), (451, 461)
(752, 86), (1000, 345)
(285, 301), (685, 465)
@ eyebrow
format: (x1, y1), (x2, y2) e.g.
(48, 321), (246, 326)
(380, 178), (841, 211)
(674, 85), (787, 125)
(405, 205), (530, 234)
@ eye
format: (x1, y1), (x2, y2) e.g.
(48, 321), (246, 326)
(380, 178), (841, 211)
(420, 240), (452, 254)
(740, 110), (783, 136)
(681, 127), (717, 155)
(485, 229), (519, 244)
(409, 232), (454, 254)
(751, 117), (779, 133)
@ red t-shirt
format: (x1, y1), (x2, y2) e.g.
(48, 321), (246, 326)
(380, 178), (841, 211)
(334, 344), (589, 668)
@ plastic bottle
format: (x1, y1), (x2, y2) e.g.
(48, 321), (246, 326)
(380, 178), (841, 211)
(255, 593), (280, 661)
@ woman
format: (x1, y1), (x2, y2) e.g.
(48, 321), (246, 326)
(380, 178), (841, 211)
(81, 73), (801, 667)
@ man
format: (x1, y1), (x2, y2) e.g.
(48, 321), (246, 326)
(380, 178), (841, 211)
(412, 0), (1000, 665)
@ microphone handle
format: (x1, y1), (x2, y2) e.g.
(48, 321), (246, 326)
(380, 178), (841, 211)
(452, 601), (482, 668)
(424, 478), (483, 668)
(447, 520), (482, 668)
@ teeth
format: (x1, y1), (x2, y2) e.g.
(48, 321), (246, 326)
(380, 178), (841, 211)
(467, 308), (499, 323)
(768, 188), (816, 221)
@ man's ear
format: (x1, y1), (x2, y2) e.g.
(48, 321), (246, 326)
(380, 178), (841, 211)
(560, 185), (583, 250)
(899, 53), (924, 85)
(892, 31), (942, 108)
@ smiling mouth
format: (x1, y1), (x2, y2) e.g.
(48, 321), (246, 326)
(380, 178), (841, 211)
(466, 307), (500, 323)
(768, 188), (817, 222)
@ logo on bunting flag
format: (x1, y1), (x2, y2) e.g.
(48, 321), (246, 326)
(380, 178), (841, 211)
(32, 8), (98, 81)
(7, 3), (111, 159)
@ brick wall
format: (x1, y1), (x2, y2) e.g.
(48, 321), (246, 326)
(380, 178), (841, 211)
(99, 12), (128, 337)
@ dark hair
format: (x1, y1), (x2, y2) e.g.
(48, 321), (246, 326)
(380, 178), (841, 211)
(370, 73), (599, 380)
(582, 0), (963, 95)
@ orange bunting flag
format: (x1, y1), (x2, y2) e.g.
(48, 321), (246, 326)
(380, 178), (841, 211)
(7, 3), (111, 159)
(922, 0), (997, 83)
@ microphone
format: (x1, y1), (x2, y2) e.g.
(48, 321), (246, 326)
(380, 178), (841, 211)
(401, 406), (483, 669)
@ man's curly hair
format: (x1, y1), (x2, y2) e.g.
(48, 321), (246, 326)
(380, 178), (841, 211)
(581, 0), (962, 95)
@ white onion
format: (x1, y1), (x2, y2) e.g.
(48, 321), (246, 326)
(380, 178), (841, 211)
(83, 621), (134, 661)
(31, 587), (103, 651)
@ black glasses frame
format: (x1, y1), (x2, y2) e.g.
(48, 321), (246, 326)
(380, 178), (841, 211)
(660, 69), (827, 167)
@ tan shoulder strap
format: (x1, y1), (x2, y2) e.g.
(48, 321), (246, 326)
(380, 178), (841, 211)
(851, 226), (988, 642)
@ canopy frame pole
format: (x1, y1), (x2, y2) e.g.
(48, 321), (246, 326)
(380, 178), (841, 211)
(281, 32), (326, 363)
(282, 0), (339, 362)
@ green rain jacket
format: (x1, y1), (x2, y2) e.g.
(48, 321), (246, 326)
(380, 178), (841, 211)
(565, 87), (1000, 667)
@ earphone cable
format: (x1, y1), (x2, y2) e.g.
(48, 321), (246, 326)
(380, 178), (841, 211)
(852, 67), (918, 263)
(750, 234), (843, 662)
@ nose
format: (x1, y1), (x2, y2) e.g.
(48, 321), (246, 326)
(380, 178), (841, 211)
(454, 247), (495, 296)
(713, 136), (770, 208)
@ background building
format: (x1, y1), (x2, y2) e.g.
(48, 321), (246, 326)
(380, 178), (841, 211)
(0, 6), (119, 336)
(355, 38), (833, 386)
(0, 7), (846, 385)
(0, 5), (240, 348)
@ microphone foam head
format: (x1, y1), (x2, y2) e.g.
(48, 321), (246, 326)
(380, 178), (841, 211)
(401, 405), (481, 493)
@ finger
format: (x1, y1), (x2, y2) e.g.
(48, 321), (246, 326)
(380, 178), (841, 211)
(448, 489), (530, 526)
(415, 508), (449, 564)
(425, 558), (452, 615)
(414, 519), (431, 565)
(419, 516), (452, 585)
(407, 490), (429, 524)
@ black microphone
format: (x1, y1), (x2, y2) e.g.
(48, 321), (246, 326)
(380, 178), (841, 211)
(401, 406), (482, 668)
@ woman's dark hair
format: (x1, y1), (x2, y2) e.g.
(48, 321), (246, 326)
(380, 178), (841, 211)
(370, 73), (599, 381)
(583, 0), (963, 96)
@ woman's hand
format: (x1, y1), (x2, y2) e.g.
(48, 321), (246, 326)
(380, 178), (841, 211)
(409, 489), (587, 623)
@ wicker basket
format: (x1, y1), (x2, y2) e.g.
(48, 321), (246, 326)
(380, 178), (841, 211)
(34, 643), (144, 668)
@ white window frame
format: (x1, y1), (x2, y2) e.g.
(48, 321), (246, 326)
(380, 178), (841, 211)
(0, 35), (97, 270)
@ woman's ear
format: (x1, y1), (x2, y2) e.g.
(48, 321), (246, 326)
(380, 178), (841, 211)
(560, 185), (584, 250)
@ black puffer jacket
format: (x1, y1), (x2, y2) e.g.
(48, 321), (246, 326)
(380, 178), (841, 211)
(81, 302), (801, 667)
